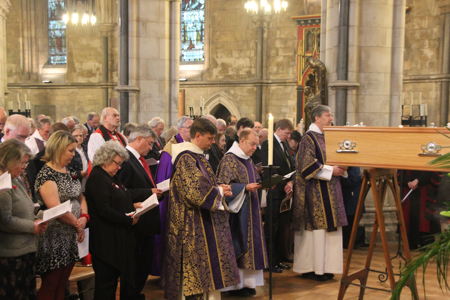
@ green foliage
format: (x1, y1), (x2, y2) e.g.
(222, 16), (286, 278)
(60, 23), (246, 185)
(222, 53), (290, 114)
(391, 230), (450, 300)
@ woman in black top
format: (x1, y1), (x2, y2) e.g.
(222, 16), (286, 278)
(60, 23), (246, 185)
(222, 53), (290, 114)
(85, 141), (150, 300)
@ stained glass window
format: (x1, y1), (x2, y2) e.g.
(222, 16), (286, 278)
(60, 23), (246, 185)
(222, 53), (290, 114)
(180, 0), (205, 63)
(48, 0), (67, 65)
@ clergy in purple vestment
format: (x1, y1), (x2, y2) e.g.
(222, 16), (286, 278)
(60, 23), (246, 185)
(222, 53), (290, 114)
(152, 116), (193, 276)
(292, 105), (348, 282)
(217, 129), (268, 297)
(164, 118), (239, 299)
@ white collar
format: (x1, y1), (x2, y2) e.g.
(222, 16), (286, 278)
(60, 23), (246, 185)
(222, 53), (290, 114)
(226, 141), (250, 160)
(171, 142), (205, 163)
(32, 129), (45, 142)
(126, 145), (141, 161)
(308, 123), (323, 134)
(274, 133), (282, 144)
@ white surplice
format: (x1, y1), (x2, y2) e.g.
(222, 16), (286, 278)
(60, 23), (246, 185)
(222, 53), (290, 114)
(292, 123), (344, 275)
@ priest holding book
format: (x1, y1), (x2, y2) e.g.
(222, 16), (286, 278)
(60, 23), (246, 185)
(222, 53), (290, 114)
(164, 118), (239, 300)
(217, 129), (268, 297)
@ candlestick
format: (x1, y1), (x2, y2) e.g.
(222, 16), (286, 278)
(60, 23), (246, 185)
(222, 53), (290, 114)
(26, 101), (31, 110)
(268, 113), (274, 166)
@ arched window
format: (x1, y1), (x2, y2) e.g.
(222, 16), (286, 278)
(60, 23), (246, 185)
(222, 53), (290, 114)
(48, 0), (67, 65)
(180, 0), (205, 63)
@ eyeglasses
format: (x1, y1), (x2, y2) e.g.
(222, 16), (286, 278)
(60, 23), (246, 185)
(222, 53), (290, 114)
(112, 159), (123, 167)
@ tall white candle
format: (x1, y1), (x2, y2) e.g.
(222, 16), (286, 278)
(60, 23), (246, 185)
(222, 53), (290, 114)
(16, 94), (21, 110)
(268, 113), (274, 166)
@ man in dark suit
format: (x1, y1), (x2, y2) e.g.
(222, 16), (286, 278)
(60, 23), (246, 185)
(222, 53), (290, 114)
(117, 125), (163, 299)
(83, 112), (100, 152)
(261, 119), (295, 273)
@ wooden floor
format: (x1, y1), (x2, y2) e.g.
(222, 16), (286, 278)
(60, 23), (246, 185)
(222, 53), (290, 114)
(140, 248), (450, 300)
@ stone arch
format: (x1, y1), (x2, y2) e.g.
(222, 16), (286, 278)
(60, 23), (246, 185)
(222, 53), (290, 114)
(204, 91), (241, 120)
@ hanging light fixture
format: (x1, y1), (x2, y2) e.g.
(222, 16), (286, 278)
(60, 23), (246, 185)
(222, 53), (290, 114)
(63, 0), (97, 26)
(244, 0), (288, 15)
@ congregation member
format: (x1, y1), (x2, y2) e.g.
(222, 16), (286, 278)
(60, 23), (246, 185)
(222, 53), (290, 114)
(122, 122), (137, 139)
(26, 117), (52, 155)
(286, 130), (302, 161)
(341, 167), (364, 249)
(84, 112), (100, 137)
(217, 118), (227, 134)
(261, 119), (295, 273)
(117, 125), (163, 292)
(202, 115), (223, 173)
(214, 132), (227, 153)
(226, 117), (254, 151)
(69, 124), (89, 190)
(292, 105), (348, 281)
(61, 117), (76, 131)
(0, 139), (47, 299)
(0, 107), (7, 139)
(35, 130), (89, 299)
(217, 129), (267, 297)
(88, 107), (125, 161)
(85, 141), (151, 300)
(148, 117), (166, 150)
(164, 118), (238, 299)
(2, 114), (32, 143)
(253, 121), (262, 134)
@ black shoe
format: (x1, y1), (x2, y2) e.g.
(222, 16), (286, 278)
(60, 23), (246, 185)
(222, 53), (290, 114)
(243, 288), (256, 295)
(277, 263), (290, 270)
(227, 288), (252, 297)
(313, 274), (333, 282)
(272, 266), (283, 273)
(300, 272), (316, 280)
(324, 273), (334, 280)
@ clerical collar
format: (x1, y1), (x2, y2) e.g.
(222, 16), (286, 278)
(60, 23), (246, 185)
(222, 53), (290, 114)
(126, 145), (140, 160)
(171, 142), (205, 163)
(309, 123), (323, 134)
(226, 141), (250, 160)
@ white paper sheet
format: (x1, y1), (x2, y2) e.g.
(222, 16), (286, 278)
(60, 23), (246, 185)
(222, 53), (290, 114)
(134, 193), (159, 218)
(156, 179), (170, 192)
(77, 228), (89, 258)
(261, 190), (268, 208)
(37, 201), (72, 224)
(0, 172), (12, 192)
(283, 170), (296, 180)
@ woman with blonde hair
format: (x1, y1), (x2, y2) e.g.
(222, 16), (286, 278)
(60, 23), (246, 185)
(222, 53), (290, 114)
(35, 130), (89, 300)
(0, 139), (47, 299)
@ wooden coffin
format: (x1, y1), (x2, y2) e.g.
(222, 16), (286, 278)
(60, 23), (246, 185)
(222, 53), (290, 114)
(323, 126), (450, 171)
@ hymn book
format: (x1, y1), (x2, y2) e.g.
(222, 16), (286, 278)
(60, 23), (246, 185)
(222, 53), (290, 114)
(0, 172), (12, 192)
(37, 200), (72, 224)
(156, 179), (170, 192)
(132, 193), (159, 218)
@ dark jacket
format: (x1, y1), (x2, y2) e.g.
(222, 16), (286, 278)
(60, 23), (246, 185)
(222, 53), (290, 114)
(118, 150), (160, 237)
(261, 136), (295, 200)
(85, 166), (150, 278)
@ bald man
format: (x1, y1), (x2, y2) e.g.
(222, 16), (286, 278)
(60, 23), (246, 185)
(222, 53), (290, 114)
(87, 107), (126, 161)
(0, 107), (7, 139)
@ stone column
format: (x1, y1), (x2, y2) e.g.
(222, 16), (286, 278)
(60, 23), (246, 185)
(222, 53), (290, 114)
(0, 0), (10, 107)
(322, 0), (405, 240)
(438, 0), (450, 125)
(129, 0), (179, 124)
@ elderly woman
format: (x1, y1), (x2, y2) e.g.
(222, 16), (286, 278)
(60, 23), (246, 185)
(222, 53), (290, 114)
(35, 130), (88, 300)
(0, 139), (47, 299)
(69, 124), (89, 189)
(85, 141), (151, 300)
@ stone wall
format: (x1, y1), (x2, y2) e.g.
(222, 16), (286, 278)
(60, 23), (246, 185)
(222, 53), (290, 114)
(6, 0), (118, 122)
(180, 0), (318, 124)
(403, 0), (450, 125)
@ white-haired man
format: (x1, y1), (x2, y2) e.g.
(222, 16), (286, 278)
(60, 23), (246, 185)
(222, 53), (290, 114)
(25, 117), (52, 155)
(2, 114), (32, 143)
(88, 107), (126, 161)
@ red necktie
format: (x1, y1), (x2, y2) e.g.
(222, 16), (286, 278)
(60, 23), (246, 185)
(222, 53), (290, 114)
(139, 156), (156, 188)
